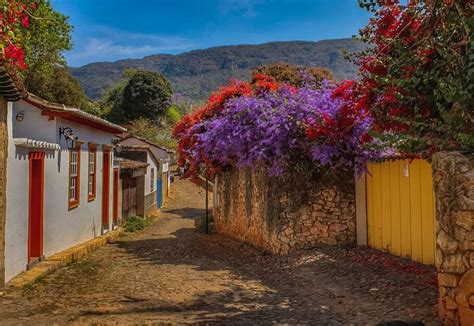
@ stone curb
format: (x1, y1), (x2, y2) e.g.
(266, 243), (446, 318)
(6, 227), (124, 288)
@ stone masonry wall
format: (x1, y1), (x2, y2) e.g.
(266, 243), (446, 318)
(0, 97), (8, 287)
(433, 152), (474, 326)
(213, 167), (356, 254)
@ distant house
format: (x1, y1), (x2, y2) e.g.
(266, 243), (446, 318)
(119, 135), (174, 207)
(115, 157), (148, 218)
(2, 93), (126, 283)
(116, 144), (160, 217)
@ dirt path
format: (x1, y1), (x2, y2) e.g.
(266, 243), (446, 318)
(0, 179), (438, 325)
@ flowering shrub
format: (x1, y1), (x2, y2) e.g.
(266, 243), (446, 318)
(0, 0), (38, 69)
(174, 76), (382, 179)
(173, 79), (253, 179)
(353, 0), (474, 155)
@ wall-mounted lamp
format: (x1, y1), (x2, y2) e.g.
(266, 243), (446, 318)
(59, 127), (77, 150)
(15, 111), (25, 122)
(112, 138), (122, 153)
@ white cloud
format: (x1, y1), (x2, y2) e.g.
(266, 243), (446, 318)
(218, 0), (265, 17)
(75, 39), (157, 58)
(68, 26), (194, 65)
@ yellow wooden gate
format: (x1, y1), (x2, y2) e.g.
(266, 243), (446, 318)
(366, 159), (436, 265)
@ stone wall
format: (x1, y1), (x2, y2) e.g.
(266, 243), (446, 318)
(433, 152), (474, 326)
(213, 167), (356, 254)
(0, 97), (7, 287)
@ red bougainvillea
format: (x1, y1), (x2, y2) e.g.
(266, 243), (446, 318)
(173, 74), (293, 180)
(0, 0), (38, 69)
(354, 0), (473, 155)
(173, 79), (252, 180)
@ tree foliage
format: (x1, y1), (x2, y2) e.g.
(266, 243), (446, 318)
(27, 67), (90, 109)
(252, 62), (335, 88)
(127, 118), (177, 149)
(21, 0), (72, 87)
(2, 1), (91, 110)
(353, 0), (474, 155)
(122, 70), (172, 122)
(100, 69), (173, 124)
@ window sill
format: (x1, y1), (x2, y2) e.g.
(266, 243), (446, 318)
(68, 201), (79, 210)
(88, 195), (96, 202)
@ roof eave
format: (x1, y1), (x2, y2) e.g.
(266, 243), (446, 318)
(24, 94), (127, 134)
(0, 56), (27, 102)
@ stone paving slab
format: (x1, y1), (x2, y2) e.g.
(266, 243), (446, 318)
(0, 179), (438, 325)
(7, 227), (123, 288)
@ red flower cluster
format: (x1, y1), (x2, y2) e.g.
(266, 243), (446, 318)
(347, 0), (448, 139)
(173, 79), (253, 180)
(0, 0), (38, 69)
(4, 44), (26, 69)
(173, 74), (291, 180)
(252, 73), (280, 93)
(306, 80), (372, 145)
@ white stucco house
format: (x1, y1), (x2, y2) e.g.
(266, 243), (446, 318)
(119, 135), (174, 207)
(117, 144), (160, 217)
(3, 93), (126, 283)
(0, 59), (25, 287)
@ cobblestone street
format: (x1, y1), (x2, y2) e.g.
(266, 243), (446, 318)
(0, 179), (438, 325)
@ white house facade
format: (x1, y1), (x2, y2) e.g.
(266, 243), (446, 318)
(118, 145), (160, 216)
(0, 60), (25, 287)
(120, 135), (173, 207)
(4, 94), (126, 282)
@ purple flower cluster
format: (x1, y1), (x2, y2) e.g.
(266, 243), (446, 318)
(190, 83), (381, 176)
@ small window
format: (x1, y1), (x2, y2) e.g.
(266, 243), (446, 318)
(150, 168), (155, 191)
(69, 147), (81, 209)
(88, 146), (97, 201)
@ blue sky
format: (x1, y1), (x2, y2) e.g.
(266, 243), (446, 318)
(51, 0), (372, 67)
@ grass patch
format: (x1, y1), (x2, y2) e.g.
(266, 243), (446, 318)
(23, 275), (45, 293)
(124, 216), (152, 233)
(71, 260), (101, 274)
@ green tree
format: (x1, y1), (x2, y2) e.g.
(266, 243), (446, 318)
(21, 0), (72, 90)
(99, 69), (139, 123)
(122, 70), (172, 122)
(165, 105), (182, 125)
(27, 67), (91, 109)
(252, 62), (334, 88)
(128, 118), (177, 149)
(101, 85), (126, 122)
(17, 1), (91, 110)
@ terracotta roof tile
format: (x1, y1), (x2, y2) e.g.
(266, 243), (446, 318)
(116, 157), (149, 169)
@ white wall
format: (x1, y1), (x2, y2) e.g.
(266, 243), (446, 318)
(4, 101), (118, 282)
(144, 151), (159, 196)
(120, 137), (166, 194)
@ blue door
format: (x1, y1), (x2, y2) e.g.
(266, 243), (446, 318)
(156, 178), (163, 208)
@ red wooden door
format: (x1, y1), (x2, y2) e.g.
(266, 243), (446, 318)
(102, 151), (110, 228)
(28, 152), (45, 262)
(113, 168), (119, 225)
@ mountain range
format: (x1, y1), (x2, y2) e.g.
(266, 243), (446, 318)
(70, 38), (365, 102)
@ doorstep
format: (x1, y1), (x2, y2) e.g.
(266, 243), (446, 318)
(7, 227), (123, 288)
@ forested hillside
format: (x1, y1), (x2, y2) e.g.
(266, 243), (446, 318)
(70, 38), (364, 102)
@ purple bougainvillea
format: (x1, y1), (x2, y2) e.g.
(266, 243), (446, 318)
(186, 82), (383, 177)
